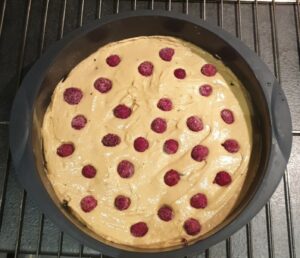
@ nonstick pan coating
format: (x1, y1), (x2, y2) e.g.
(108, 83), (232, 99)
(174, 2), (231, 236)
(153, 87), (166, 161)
(9, 11), (292, 258)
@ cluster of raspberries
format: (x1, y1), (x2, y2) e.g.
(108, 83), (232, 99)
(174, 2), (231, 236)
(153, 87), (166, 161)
(56, 47), (238, 238)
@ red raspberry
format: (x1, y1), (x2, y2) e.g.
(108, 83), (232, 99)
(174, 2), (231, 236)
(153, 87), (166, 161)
(113, 104), (132, 119)
(106, 54), (121, 67)
(214, 171), (232, 186)
(199, 84), (213, 97)
(163, 139), (179, 154)
(157, 205), (174, 221)
(159, 47), (175, 61)
(117, 160), (134, 178)
(101, 134), (121, 147)
(130, 222), (148, 237)
(138, 61), (153, 76)
(71, 115), (87, 130)
(191, 145), (209, 162)
(114, 195), (131, 210)
(221, 109), (235, 124)
(184, 218), (201, 236)
(151, 117), (167, 133)
(164, 169), (180, 186)
(80, 195), (97, 212)
(174, 68), (186, 79)
(222, 139), (240, 153)
(82, 165), (97, 178)
(157, 98), (173, 111)
(63, 87), (83, 105)
(94, 77), (112, 93)
(186, 116), (203, 132)
(190, 193), (208, 209)
(134, 137), (149, 152)
(56, 143), (75, 157)
(201, 64), (217, 76)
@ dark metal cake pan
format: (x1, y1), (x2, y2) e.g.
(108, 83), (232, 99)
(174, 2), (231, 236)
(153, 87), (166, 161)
(9, 11), (292, 258)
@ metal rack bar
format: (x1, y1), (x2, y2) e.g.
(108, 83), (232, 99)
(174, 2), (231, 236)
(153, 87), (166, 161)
(270, 2), (296, 258)
(235, 0), (242, 38)
(79, 244), (83, 258)
(270, 1), (280, 81)
(185, 0), (189, 14)
(59, 0), (67, 40)
(218, 0), (224, 27)
(283, 169), (296, 258)
(295, 1), (300, 71)
(97, 0), (102, 19)
(0, 0), (7, 38)
(253, 0), (260, 54)
(14, 191), (27, 257)
(36, 214), (45, 256)
(251, 2), (275, 257)
(35, 1), (50, 255)
(205, 249), (210, 258)
(246, 223), (253, 258)
(2, 0), (32, 245)
(57, 231), (64, 258)
(203, 0), (207, 20)
(151, 0), (155, 10)
(0, 155), (9, 229)
(133, 0), (137, 10)
(115, 0), (120, 14)
(168, 0), (172, 11)
(79, 0), (85, 27)
(265, 202), (274, 258)
(39, 0), (49, 56)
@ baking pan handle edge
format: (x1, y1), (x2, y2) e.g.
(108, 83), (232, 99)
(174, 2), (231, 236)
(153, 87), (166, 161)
(271, 80), (292, 162)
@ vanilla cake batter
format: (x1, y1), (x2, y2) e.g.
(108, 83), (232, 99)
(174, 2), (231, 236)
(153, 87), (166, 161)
(42, 36), (253, 248)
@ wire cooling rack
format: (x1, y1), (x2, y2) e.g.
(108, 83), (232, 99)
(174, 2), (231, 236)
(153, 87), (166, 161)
(0, 0), (299, 257)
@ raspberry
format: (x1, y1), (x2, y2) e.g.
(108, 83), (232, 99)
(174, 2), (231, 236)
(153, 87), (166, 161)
(191, 145), (209, 162)
(222, 139), (240, 153)
(130, 222), (148, 237)
(157, 98), (173, 111)
(221, 109), (235, 124)
(138, 61), (153, 76)
(80, 195), (97, 212)
(106, 54), (121, 67)
(199, 84), (213, 97)
(186, 116), (203, 132)
(174, 68), (186, 79)
(201, 64), (217, 76)
(113, 104), (132, 119)
(151, 118), (167, 133)
(114, 195), (131, 210)
(159, 47), (175, 61)
(164, 169), (180, 186)
(190, 193), (208, 209)
(184, 218), (201, 236)
(82, 165), (97, 178)
(63, 87), (83, 105)
(134, 137), (149, 152)
(157, 205), (174, 221)
(101, 134), (121, 147)
(163, 139), (179, 154)
(94, 77), (112, 93)
(71, 115), (87, 130)
(117, 160), (134, 178)
(214, 171), (232, 186)
(56, 143), (75, 157)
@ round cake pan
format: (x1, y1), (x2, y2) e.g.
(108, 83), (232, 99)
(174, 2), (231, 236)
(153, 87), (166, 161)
(9, 11), (292, 258)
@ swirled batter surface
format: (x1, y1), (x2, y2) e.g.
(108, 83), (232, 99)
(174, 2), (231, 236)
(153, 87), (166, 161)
(42, 36), (253, 248)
